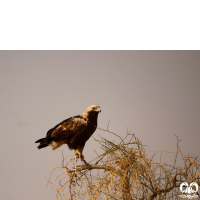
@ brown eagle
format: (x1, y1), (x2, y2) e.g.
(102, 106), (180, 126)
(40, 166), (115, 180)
(35, 105), (101, 161)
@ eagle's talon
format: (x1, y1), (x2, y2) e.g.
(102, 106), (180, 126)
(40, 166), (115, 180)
(82, 159), (90, 165)
(80, 155), (84, 160)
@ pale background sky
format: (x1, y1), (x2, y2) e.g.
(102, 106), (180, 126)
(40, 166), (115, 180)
(0, 51), (200, 200)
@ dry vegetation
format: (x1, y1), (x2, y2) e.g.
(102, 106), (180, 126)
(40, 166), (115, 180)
(46, 125), (200, 200)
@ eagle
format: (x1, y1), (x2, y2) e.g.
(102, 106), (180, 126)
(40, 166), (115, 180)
(35, 105), (101, 161)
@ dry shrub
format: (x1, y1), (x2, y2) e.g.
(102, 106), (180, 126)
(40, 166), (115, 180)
(46, 126), (200, 200)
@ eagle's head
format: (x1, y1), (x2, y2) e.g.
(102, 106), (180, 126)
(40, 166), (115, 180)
(87, 105), (101, 112)
(83, 105), (101, 117)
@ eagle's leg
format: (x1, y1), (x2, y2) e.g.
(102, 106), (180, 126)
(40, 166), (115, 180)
(74, 146), (90, 165)
(74, 147), (84, 160)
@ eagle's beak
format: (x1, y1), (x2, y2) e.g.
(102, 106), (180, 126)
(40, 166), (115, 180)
(98, 107), (101, 113)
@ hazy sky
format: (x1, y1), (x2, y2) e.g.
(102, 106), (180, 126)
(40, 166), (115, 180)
(0, 51), (200, 200)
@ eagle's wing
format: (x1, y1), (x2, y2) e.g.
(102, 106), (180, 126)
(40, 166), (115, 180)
(46, 115), (87, 142)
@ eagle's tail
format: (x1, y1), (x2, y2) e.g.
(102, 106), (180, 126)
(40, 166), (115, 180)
(35, 138), (49, 149)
